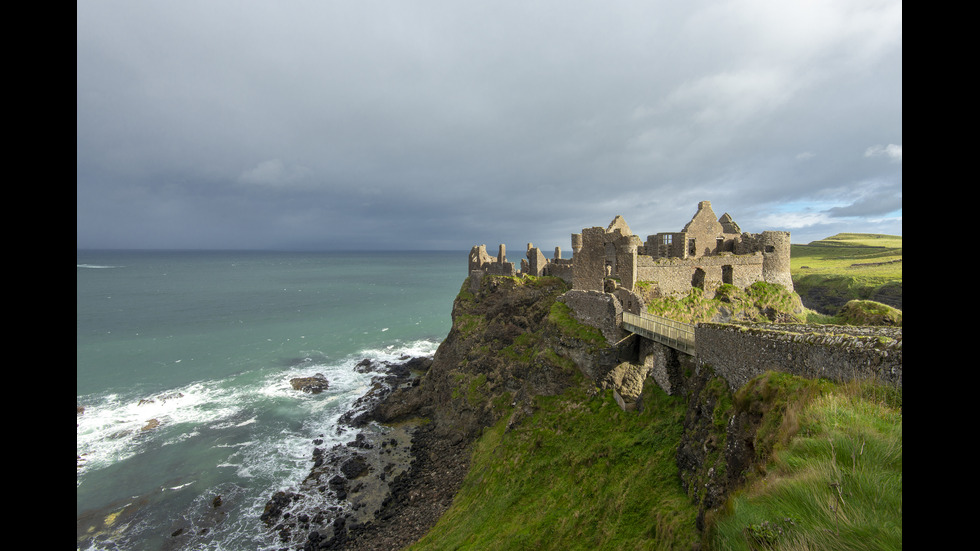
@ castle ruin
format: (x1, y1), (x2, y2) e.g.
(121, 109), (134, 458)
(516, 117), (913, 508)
(467, 201), (899, 399)
(468, 201), (793, 305)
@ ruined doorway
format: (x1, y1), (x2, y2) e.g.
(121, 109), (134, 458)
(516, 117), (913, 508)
(722, 265), (733, 285)
(692, 268), (706, 290)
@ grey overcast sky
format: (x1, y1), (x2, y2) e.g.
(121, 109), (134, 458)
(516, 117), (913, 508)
(77, 0), (901, 251)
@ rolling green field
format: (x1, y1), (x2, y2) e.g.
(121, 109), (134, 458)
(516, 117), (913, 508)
(791, 233), (902, 315)
(792, 233), (902, 276)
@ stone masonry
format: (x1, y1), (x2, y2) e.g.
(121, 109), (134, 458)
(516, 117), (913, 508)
(467, 202), (900, 398)
(468, 201), (793, 300)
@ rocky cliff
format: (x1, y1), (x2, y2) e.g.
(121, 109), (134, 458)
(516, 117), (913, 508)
(368, 275), (606, 444)
(272, 274), (815, 549)
(271, 275), (622, 549)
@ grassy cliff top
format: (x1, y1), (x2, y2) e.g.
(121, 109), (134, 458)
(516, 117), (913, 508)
(792, 234), (902, 280)
(805, 233), (902, 248)
(790, 233), (902, 316)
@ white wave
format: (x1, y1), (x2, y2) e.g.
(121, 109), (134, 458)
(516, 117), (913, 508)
(76, 338), (440, 497)
(215, 440), (256, 449)
(77, 264), (122, 269)
(76, 382), (244, 475)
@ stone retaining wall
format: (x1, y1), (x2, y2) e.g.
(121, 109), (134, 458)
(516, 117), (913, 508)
(694, 322), (902, 390)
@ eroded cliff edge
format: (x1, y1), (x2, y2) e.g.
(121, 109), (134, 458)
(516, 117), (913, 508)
(272, 274), (819, 550)
(310, 274), (637, 549)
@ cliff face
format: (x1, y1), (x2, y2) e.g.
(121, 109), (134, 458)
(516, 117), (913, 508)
(263, 272), (897, 549)
(358, 274), (807, 546)
(676, 368), (835, 531)
(369, 275), (605, 441)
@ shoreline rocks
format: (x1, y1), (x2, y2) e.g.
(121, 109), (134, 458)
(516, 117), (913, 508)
(259, 355), (441, 550)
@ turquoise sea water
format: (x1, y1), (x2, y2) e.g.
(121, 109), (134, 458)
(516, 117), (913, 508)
(77, 250), (464, 550)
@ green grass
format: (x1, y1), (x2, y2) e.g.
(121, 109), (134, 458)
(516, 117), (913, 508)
(791, 234), (901, 317)
(791, 233), (902, 279)
(705, 381), (902, 550)
(548, 301), (608, 346)
(804, 233), (903, 249)
(410, 370), (902, 551)
(836, 300), (902, 327)
(408, 382), (701, 550)
(642, 282), (805, 324)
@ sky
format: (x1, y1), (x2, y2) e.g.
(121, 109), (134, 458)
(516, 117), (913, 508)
(77, 0), (902, 251)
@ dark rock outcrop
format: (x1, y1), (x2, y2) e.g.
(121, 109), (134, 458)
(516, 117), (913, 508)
(291, 373), (330, 393)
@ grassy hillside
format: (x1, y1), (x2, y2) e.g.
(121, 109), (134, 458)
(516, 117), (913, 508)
(409, 380), (701, 550)
(706, 379), (902, 550)
(392, 271), (901, 550)
(406, 371), (901, 550)
(791, 233), (902, 315)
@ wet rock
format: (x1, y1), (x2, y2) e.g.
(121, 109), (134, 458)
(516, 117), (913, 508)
(290, 374), (329, 394)
(340, 456), (369, 480)
(328, 475), (348, 492)
(260, 490), (301, 526)
(311, 447), (326, 468)
(355, 359), (376, 373)
(347, 433), (373, 449)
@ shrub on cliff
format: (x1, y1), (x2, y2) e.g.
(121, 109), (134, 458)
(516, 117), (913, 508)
(836, 299), (902, 327)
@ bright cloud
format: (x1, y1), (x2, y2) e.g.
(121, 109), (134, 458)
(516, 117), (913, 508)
(864, 144), (902, 163)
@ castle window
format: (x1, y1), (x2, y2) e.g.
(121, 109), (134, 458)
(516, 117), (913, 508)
(722, 265), (733, 284)
(692, 268), (705, 290)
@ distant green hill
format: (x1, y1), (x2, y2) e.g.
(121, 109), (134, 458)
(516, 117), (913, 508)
(805, 233), (903, 249)
(791, 233), (902, 314)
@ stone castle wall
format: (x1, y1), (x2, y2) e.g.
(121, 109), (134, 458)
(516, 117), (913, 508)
(695, 323), (902, 390)
(468, 201), (794, 301)
(635, 253), (765, 295)
(572, 227), (607, 292)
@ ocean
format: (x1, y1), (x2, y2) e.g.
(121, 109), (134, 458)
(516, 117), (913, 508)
(77, 250), (465, 550)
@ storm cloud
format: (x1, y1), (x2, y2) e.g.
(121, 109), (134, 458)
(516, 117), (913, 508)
(77, 1), (902, 250)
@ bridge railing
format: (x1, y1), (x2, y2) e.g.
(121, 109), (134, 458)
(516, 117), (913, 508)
(621, 311), (696, 355)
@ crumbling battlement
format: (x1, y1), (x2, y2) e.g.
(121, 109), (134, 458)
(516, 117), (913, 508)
(468, 201), (793, 300)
